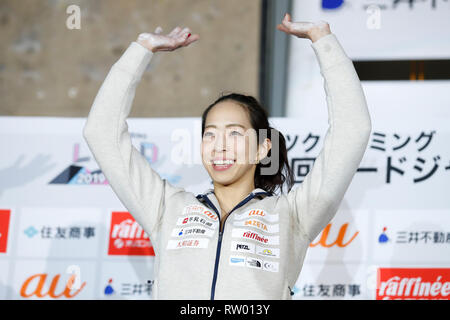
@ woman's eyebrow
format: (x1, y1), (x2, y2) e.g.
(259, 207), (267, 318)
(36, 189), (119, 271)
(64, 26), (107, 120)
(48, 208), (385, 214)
(205, 123), (246, 129)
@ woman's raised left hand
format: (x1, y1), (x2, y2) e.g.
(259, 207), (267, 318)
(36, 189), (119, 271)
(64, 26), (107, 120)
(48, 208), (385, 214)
(276, 13), (331, 43)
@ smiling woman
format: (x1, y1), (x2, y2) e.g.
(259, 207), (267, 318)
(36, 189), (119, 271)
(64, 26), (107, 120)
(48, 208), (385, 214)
(200, 93), (294, 223)
(83, 16), (372, 300)
(200, 93), (294, 196)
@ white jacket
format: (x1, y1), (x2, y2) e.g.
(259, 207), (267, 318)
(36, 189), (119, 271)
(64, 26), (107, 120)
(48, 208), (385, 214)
(83, 33), (372, 299)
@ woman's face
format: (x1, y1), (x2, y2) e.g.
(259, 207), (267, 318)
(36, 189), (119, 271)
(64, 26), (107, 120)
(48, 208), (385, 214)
(201, 101), (264, 187)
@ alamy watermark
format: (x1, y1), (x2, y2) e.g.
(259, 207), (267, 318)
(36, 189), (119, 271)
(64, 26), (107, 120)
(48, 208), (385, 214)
(66, 5), (81, 30)
(366, 4), (381, 30)
(169, 120), (280, 176)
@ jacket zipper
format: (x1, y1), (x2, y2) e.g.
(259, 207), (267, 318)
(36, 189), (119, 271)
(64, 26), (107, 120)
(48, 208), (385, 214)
(200, 191), (271, 300)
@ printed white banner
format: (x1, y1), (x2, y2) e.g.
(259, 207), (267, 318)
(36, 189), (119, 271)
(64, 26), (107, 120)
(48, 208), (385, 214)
(0, 115), (448, 300)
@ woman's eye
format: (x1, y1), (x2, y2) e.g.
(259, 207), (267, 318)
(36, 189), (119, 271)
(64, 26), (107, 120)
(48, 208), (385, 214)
(230, 131), (242, 136)
(204, 132), (214, 137)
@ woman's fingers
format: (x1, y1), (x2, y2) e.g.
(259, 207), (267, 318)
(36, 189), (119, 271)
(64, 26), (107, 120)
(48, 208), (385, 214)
(178, 28), (191, 43)
(277, 13), (330, 41)
(277, 23), (290, 34)
(282, 13), (292, 28)
(286, 13), (292, 22)
(141, 25), (199, 52)
(183, 33), (200, 46)
(181, 27), (191, 36)
(173, 26), (189, 39)
(168, 26), (182, 37)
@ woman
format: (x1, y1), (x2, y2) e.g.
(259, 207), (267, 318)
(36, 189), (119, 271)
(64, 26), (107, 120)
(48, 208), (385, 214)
(83, 13), (372, 300)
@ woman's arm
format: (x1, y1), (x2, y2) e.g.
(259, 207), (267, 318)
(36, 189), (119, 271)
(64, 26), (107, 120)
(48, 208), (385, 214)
(279, 15), (372, 242)
(83, 26), (199, 238)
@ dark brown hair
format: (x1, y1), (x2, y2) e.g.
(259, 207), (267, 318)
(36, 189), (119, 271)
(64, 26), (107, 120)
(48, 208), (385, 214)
(201, 92), (294, 195)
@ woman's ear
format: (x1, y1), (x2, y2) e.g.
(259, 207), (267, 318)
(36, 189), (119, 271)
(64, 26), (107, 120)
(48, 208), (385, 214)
(257, 138), (272, 163)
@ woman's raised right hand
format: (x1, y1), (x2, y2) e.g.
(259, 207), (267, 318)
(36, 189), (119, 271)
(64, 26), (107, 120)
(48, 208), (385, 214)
(136, 26), (200, 53)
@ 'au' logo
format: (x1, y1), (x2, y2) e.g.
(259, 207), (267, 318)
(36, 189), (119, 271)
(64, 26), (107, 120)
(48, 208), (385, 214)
(310, 223), (358, 248)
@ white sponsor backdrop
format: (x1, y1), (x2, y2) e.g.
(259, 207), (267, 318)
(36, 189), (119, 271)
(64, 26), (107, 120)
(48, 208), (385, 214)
(286, 0), (450, 119)
(291, 0), (450, 61)
(0, 110), (449, 299)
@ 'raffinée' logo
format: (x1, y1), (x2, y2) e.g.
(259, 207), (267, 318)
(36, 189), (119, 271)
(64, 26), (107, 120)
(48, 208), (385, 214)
(376, 268), (450, 300)
(242, 231), (268, 244)
(108, 212), (154, 256)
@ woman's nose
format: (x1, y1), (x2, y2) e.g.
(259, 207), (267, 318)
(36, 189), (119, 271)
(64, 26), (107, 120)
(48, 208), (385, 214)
(214, 133), (227, 151)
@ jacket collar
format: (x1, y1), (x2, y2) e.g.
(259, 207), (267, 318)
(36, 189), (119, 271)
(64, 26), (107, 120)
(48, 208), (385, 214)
(200, 187), (272, 198)
(195, 187), (273, 217)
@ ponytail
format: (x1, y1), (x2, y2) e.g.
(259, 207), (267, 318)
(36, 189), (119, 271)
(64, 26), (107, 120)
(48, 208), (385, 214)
(254, 126), (294, 195)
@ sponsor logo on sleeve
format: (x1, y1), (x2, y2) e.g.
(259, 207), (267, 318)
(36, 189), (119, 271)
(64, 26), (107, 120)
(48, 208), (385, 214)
(234, 209), (279, 223)
(182, 205), (205, 215)
(182, 205), (218, 221)
(232, 228), (279, 245)
(166, 238), (209, 250)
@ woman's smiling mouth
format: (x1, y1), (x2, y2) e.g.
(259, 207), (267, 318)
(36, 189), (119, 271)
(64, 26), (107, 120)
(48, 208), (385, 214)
(212, 159), (235, 171)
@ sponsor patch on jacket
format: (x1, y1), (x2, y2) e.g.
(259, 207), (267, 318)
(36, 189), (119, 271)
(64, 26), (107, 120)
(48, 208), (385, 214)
(229, 255), (279, 272)
(246, 257), (262, 269)
(233, 209), (279, 223)
(256, 246), (280, 258)
(166, 238), (209, 250)
(229, 256), (246, 267)
(176, 215), (217, 229)
(232, 228), (279, 245)
(171, 226), (214, 238)
(230, 241), (280, 259)
(182, 205), (218, 221)
(231, 241), (256, 254)
(262, 260), (279, 272)
(233, 219), (279, 233)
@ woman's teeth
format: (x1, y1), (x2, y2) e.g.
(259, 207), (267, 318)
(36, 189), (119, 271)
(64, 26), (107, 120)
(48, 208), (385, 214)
(213, 160), (234, 165)
(212, 159), (235, 171)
